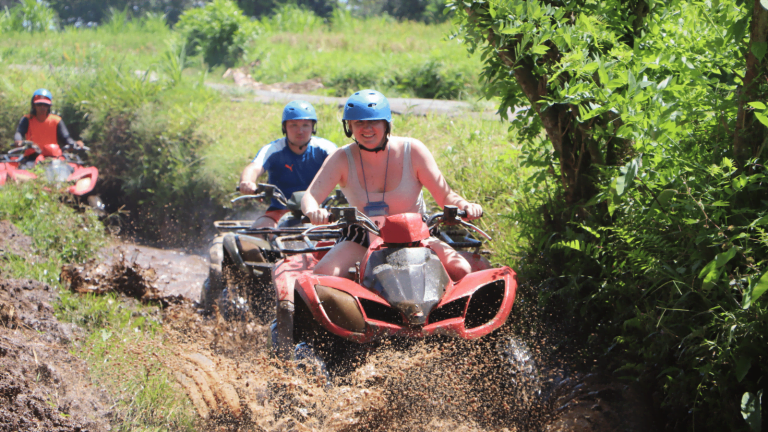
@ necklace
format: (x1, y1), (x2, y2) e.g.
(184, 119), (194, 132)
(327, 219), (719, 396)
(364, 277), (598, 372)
(358, 143), (391, 216)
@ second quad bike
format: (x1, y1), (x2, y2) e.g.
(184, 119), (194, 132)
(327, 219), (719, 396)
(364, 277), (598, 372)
(0, 141), (104, 212)
(270, 205), (537, 386)
(199, 183), (346, 319)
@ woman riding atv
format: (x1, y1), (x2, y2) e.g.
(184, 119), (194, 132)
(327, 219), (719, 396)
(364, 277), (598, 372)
(14, 89), (84, 165)
(239, 100), (337, 229)
(301, 89), (482, 282)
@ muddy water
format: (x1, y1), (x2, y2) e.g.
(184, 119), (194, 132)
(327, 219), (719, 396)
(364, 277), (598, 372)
(92, 243), (658, 431)
(99, 242), (208, 299)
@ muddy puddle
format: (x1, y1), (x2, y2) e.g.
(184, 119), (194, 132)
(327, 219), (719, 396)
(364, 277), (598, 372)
(1, 222), (660, 431)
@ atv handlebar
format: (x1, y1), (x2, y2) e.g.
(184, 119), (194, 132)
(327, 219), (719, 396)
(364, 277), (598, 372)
(231, 183), (290, 207)
(295, 204), (491, 250)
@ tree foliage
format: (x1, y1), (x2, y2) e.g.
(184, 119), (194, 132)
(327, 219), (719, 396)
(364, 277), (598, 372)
(176, 0), (259, 67)
(453, 0), (768, 429)
(347, 0), (450, 23)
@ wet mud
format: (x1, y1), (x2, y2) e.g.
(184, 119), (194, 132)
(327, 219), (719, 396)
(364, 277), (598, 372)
(1, 220), (660, 431)
(0, 278), (112, 432)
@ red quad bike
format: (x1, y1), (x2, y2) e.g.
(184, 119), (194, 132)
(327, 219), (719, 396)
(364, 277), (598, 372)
(271, 205), (538, 387)
(200, 183), (347, 320)
(0, 141), (104, 213)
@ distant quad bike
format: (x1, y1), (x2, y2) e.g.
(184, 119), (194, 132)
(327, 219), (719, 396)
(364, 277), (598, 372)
(0, 140), (105, 214)
(271, 205), (539, 390)
(199, 183), (346, 320)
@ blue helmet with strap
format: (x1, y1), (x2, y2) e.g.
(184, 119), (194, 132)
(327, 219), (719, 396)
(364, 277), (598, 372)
(282, 100), (317, 134)
(342, 89), (391, 138)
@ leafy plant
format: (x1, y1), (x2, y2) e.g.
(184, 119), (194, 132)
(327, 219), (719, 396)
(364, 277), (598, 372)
(176, 0), (259, 67)
(1, 0), (58, 33)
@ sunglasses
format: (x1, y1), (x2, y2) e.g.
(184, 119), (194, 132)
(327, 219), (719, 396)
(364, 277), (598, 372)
(34, 103), (50, 107)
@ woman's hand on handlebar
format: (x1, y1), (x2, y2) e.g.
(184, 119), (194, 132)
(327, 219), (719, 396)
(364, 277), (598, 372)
(462, 202), (483, 220)
(14, 140), (22, 147)
(239, 181), (258, 195)
(306, 208), (330, 225)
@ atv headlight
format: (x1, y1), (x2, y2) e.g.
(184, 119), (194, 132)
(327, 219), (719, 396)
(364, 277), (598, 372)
(315, 285), (365, 333)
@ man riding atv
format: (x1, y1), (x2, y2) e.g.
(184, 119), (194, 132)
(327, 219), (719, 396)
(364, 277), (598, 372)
(239, 100), (337, 229)
(200, 101), (337, 314)
(14, 89), (85, 166)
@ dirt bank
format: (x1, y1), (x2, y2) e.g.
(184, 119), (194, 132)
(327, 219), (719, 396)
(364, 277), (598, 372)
(0, 278), (112, 432)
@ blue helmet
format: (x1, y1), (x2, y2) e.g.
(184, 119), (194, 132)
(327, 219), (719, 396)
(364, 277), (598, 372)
(342, 89), (391, 122)
(282, 100), (317, 122)
(31, 88), (53, 105)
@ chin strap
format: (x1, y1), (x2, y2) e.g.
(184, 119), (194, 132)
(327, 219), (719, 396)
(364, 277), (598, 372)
(287, 138), (309, 152)
(356, 137), (389, 153)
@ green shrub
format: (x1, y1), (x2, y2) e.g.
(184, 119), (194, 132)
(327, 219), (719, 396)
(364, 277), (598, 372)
(395, 59), (469, 100)
(0, 0), (58, 33)
(176, 0), (259, 67)
(259, 3), (324, 33)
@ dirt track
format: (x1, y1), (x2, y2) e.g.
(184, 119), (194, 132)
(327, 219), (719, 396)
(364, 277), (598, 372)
(0, 221), (660, 431)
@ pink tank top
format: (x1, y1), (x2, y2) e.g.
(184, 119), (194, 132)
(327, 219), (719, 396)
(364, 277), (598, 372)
(341, 140), (427, 216)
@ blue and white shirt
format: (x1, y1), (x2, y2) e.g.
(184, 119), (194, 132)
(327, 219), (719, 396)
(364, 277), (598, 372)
(252, 136), (337, 210)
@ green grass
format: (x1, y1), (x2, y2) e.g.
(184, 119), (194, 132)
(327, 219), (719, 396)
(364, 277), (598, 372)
(0, 182), (106, 284)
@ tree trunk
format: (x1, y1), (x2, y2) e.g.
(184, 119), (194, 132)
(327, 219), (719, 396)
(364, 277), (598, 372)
(733, 0), (768, 162)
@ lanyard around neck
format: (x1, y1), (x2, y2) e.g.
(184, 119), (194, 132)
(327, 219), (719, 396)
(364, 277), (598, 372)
(358, 144), (390, 204)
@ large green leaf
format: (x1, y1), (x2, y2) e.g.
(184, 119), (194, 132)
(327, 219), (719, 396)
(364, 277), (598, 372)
(751, 269), (768, 303)
(741, 391), (762, 432)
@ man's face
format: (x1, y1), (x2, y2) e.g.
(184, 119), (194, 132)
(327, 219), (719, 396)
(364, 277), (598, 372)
(285, 119), (314, 153)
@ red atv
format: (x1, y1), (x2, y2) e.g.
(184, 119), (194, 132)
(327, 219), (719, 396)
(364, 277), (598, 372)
(0, 141), (103, 211)
(271, 205), (537, 384)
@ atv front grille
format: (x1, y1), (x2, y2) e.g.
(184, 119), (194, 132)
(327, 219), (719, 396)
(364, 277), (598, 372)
(464, 279), (506, 329)
(428, 297), (468, 324)
(359, 298), (402, 325)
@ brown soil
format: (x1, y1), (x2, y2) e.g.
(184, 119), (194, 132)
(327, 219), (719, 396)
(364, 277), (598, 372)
(0, 220), (661, 431)
(0, 220), (35, 259)
(0, 278), (112, 432)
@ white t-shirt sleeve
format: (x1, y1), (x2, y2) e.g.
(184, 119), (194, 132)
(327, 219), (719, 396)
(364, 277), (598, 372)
(311, 137), (338, 156)
(251, 138), (286, 169)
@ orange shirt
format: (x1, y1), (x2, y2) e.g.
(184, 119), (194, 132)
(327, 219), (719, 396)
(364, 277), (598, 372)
(24, 114), (62, 157)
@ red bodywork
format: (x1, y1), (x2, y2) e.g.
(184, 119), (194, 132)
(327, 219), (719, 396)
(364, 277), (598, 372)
(0, 144), (98, 196)
(273, 213), (517, 344)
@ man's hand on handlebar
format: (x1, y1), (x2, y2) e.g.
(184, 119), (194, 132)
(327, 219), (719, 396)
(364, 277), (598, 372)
(14, 140), (22, 147)
(306, 208), (330, 225)
(462, 203), (483, 220)
(239, 181), (258, 195)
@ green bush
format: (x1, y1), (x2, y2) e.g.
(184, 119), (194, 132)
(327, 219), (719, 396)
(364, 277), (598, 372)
(175, 0), (259, 67)
(395, 59), (469, 100)
(259, 3), (324, 33)
(0, 0), (58, 33)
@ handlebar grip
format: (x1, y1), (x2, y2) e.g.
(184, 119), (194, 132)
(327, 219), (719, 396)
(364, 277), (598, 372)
(236, 186), (240, 192)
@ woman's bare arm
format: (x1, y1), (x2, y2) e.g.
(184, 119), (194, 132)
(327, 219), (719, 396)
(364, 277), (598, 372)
(410, 139), (482, 219)
(302, 148), (347, 224)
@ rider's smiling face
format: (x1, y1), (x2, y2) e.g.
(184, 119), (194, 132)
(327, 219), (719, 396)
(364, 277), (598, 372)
(350, 120), (387, 149)
(285, 119), (314, 152)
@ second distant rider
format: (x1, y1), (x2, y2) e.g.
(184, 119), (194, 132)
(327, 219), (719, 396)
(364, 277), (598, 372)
(239, 100), (336, 228)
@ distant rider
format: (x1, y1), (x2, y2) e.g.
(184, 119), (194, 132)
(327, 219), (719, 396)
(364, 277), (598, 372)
(239, 100), (336, 228)
(14, 88), (84, 162)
